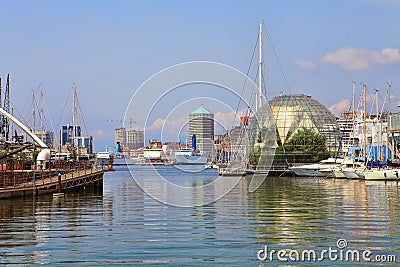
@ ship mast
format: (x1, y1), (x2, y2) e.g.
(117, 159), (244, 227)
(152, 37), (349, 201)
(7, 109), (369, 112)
(387, 82), (392, 161)
(32, 90), (36, 132)
(351, 81), (356, 167)
(375, 89), (381, 161)
(257, 21), (263, 111)
(72, 84), (79, 160)
(363, 84), (367, 163)
(39, 85), (44, 132)
(4, 74), (10, 141)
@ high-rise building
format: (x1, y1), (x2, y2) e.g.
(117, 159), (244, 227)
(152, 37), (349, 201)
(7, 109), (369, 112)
(60, 125), (92, 155)
(189, 105), (214, 159)
(34, 131), (54, 148)
(126, 129), (144, 150)
(115, 127), (126, 150)
(60, 125), (81, 146)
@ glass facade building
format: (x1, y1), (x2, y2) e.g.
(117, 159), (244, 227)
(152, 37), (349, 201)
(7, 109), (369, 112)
(189, 106), (214, 159)
(249, 94), (341, 165)
(266, 94), (341, 152)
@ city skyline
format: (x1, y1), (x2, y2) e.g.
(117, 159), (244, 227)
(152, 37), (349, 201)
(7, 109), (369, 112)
(0, 0), (399, 151)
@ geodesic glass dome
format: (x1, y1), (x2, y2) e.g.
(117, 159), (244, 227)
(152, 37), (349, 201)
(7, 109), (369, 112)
(266, 93), (341, 153)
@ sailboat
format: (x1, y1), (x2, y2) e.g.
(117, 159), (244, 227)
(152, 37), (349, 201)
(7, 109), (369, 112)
(220, 22), (271, 177)
(335, 82), (364, 179)
(362, 83), (400, 180)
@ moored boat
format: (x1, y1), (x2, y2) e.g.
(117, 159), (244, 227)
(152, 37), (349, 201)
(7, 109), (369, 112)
(290, 157), (344, 177)
(364, 168), (400, 181)
(174, 135), (207, 165)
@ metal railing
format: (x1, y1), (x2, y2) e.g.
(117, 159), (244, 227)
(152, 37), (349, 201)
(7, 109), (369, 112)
(0, 161), (98, 190)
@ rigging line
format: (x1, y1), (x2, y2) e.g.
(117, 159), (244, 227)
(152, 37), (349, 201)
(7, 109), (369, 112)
(368, 90), (374, 118)
(19, 90), (32, 119)
(381, 94), (388, 115)
(57, 86), (72, 129)
(40, 90), (56, 135)
(264, 25), (292, 92)
(9, 101), (31, 130)
(74, 90), (89, 136)
(230, 31), (259, 131)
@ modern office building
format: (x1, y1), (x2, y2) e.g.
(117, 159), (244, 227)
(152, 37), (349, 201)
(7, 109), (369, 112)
(60, 125), (81, 146)
(189, 105), (214, 159)
(59, 125), (92, 155)
(126, 129), (144, 150)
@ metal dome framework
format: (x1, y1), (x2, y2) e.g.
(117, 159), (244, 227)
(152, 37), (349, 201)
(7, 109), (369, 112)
(266, 94), (341, 153)
(250, 94), (341, 156)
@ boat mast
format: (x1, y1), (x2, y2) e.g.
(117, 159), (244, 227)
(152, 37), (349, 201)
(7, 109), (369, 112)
(375, 89), (381, 161)
(387, 82), (392, 161)
(351, 82), (356, 166)
(363, 84), (367, 162)
(39, 85), (44, 132)
(72, 84), (78, 160)
(32, 90), (36, 133)
(257, 21), (263, 112)
(4, 74), (10, 141)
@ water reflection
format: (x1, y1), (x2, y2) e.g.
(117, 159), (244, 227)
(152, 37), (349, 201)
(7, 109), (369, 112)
(0, 186), (103, 264)
(247, 176), (400, 257)
(1, 167), (400, 265)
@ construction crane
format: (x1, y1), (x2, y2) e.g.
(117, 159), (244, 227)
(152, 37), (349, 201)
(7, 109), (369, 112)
(106, 118), (136, 129)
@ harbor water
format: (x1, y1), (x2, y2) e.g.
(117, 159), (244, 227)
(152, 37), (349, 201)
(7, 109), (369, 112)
(1, 165), (400, 266)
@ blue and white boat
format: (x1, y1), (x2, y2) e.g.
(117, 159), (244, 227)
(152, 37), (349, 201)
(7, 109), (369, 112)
(174, 135), (207, 165)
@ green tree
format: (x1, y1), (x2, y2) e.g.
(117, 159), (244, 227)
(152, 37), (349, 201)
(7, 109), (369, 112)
(283, 127), (326, 153)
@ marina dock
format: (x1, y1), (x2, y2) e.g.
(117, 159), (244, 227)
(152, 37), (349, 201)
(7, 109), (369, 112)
(0, 162), (105, 199)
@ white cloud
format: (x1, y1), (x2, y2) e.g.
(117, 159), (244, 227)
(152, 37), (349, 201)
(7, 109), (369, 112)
(322, 47), (400, 71)
(147, 118), (166, 132)
(294, 59), (317, 70)
(90, 129), (106, 138)
(329, 99), (350, 116)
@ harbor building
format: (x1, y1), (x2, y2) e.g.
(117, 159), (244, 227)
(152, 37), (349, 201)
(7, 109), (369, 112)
(34, 130), (54, 148)
(189, 105), (214, 160)
(126, 129), (144, 150)
(60, 125), (81, 146)
(114, 127), (126, 151)
(60, 125), (92, 155)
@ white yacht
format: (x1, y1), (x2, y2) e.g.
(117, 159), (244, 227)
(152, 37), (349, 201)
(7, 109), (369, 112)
(363, 168), (400, 180)
(175, 149), (207, 165)
(174, 134), (207, 165)
(336, 157), (365, 179)
(290, 157), (344, 177)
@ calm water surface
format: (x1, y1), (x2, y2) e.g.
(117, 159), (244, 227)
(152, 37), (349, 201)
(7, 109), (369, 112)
(1, 165), (400, 266)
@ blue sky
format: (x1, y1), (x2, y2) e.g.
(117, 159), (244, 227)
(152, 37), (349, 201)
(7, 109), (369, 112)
(0, 0), (399, 151)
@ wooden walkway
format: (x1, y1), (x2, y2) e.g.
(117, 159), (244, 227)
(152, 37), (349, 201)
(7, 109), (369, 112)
(0, 168), (105, 199)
